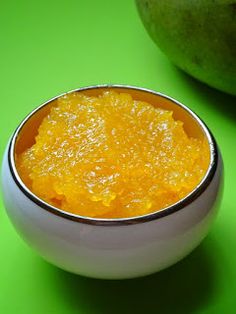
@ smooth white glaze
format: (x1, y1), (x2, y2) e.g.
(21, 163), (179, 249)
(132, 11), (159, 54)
(1, 147), (223, 279)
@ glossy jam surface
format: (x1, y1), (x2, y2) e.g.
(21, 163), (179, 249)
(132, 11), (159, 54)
(16, 91), (209, 218)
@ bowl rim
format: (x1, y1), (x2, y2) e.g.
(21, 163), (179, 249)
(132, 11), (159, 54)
(8, 84), (218, 226)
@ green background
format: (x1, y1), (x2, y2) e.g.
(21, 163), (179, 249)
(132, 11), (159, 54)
(0, 1), (235, 313)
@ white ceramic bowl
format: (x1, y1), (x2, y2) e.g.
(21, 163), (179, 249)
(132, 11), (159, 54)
(1, 85), (223, 279)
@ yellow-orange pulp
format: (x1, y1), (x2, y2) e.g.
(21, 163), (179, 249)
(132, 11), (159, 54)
(17, 91), (209, 218)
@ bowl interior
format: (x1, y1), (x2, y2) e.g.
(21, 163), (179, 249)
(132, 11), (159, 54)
(9, 85), (215, 224)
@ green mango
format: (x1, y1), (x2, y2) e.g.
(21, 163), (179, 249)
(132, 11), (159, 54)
(136, 0), (236, 95)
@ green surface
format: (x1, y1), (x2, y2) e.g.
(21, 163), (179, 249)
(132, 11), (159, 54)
(0, 1), (235, 313)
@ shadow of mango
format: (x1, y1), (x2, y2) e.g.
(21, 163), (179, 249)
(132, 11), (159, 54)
(175, 68), (236, 122)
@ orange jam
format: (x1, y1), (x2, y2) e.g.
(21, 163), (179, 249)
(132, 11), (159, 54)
(16, 91), (209, 218)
